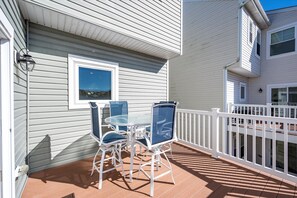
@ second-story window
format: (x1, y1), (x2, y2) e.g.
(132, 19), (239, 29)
(248, 19), (253, 45)
(256, 29), (261, 57)
(239, 82), (247, 102)
(270, 27), (295, 56)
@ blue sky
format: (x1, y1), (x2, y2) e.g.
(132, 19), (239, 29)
(260, 0), (297, 11)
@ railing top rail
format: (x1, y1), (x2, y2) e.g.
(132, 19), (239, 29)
(177, 108), (212, 115)
(219, 111), (297, 123)
(230, 104), (267, 108)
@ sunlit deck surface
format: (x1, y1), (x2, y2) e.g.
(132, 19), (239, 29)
(22, 143), (296, 198)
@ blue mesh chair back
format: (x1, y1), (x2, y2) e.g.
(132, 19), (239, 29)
(109, 101), (128, 131)
(89, 102), (101, 140)
(151, 102), (177, 145)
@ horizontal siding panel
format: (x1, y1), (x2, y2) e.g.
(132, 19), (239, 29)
(28, 23), (167, 173)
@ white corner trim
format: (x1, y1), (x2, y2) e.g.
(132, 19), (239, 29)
(0, 7), (15, 198)
(68, 54), (119, 109)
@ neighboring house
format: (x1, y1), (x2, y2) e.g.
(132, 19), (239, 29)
(249, 6), (297, 105)
(0, 0), (182, 197)
(169, 0), (297, 175)
(169, 0), (270, 111)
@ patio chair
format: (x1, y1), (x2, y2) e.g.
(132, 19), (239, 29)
(136, 102), (178, 197)
(89, 102), (127, 190)
(144, 101), (178, 157)
(109, 101), (128, 131)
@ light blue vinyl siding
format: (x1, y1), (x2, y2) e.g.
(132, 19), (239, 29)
(28, 23), (168, 172)
(0, 0), (27, 197)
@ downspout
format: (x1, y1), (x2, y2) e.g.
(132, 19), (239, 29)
(223, 0), (249, 112)
(26, 20), (30, 168)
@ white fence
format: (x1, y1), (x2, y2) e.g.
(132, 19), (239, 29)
(176, 108), (297, 184)
(228, 103), (297, 118)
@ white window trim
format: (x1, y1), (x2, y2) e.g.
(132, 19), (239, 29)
(239, 82), (247, 102)
(68, 54), (119, 109)
(255, 28), (261, 59)
(0, 8), (15, 198)
(247, 16), (254, 47)
(267, 82), (297, 103)
(266, 22), (297, 60)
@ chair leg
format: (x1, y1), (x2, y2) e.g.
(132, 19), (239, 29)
(98, 150), (106, 190)
(118, 144), (126, 177)
(150, 153), (155, 197)
(162, 152), (175, 185)
(91, 147), (101, 176)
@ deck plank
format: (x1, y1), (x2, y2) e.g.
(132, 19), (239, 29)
(22, 143), (296, 198)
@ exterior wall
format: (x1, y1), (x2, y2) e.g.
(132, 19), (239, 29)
(249, 9), (297, 104)
(169, 0), (238, 111)
(28, 23), (168, 172)
(241, 8), (261, 76)
(0, 0), (27, 197)
(19, 0), (182, 57)
(227, 71), (249, 105)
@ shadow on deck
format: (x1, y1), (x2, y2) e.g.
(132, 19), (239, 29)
(22, 143), (296, 198)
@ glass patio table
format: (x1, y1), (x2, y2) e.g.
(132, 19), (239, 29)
(105, 112), (151, 182)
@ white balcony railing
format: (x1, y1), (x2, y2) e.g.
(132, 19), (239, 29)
(176, 108), (297, 184)
(228, 103), (297, 118)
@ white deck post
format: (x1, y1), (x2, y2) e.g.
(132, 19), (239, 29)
(211, 108), (220, 158)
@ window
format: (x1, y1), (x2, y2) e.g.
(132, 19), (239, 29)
(256, 29), (261, 57)
(270, 27), (295, 56)
(270, 85), (297, 105)
(239, 82), (247, 101)
(248, 18), (254, 45)
(68, 54), (119, 109)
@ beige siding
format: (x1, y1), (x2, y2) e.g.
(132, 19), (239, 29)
(18, 0), (182, 59)
(28, 23), (167, 172)
(227, 71), (249, 104)
(0, 0), (27, 196)
(241, 8), (261, 76)
(249, 9), (297, 104)
(169, 0), (238, 111)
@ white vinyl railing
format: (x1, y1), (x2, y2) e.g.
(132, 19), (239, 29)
(176, 108), (297, 184)
(228, 103), (297, 118)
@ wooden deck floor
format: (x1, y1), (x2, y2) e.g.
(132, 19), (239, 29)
(22, 143), (296, 198)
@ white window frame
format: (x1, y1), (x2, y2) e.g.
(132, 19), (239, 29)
(267, 83), (297, 104)
(247, 17), (254, 47)
(0, 8), (15, 198)
(68, 54), (119, 109)
(255, 28), (261, 59)
(239, 82), (247, 102)
(266, 22), (297, 59)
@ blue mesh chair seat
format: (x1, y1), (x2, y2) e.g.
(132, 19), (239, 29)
(89, 102), (127, 190)
(136, 101), (178, 197)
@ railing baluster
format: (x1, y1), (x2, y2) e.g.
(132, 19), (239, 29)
(253, 118), (256, 165)
(177, 112), (180, 139)
(203, 115), (205, 148)
(272, 121), (276, 171)
(236, 116), (239, 159)
(222, 117), (226, 154)
(198, 114), (200, 146)
(208, 115), (211, 149)
(284, 121), (288, 174)
(189, 113), (192, 143)
(262, 119), (266, 167)
(185, 113), (188, 142)
(229, 116), (232, 156)
(244, 118), (247, 161)
(181, 112), (184, 141)
(193, 113), (196, 145)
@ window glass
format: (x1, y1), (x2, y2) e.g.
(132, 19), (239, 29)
(271, 88), (287, 105)
(256, 30), (261, 56)
(241, 86), (245, 99)
(271, 27), (294, 44)
(288, 87), (297, 105)
(249, 21), (253, 44)
(270, 27), (295, 56)
(79, 67), (112, 100)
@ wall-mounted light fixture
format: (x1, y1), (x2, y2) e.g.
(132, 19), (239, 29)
(258, 88), (263, 93)
(16, 48), (36, 72)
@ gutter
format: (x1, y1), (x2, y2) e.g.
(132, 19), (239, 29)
(252, 0), (271, 27)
